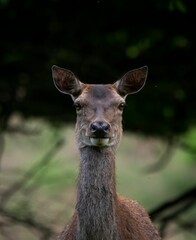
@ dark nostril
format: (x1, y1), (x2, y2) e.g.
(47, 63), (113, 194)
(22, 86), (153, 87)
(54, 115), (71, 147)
(91, 122), (99, 132)
(102, 122), (110, 132)
(90, 121), (110, 137)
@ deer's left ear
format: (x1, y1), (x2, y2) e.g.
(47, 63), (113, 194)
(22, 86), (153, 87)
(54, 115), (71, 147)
(115, 66), (148, 97)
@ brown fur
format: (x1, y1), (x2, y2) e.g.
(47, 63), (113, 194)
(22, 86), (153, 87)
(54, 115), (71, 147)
(52, 65), (161, 240)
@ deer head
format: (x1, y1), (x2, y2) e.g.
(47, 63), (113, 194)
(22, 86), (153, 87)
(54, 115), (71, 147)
(52, 65), (148, 149)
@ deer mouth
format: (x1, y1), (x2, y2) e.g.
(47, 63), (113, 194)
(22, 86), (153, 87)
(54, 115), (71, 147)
(81, 135), (112, 147)
(80, 130), (114, 147)
(89, 137), (110, 147)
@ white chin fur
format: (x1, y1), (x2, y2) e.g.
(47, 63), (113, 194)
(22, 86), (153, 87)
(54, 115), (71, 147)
(90, 138), (110, 147)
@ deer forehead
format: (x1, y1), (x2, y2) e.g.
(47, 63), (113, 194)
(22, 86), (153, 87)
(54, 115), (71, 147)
(76, 84), (124, 105)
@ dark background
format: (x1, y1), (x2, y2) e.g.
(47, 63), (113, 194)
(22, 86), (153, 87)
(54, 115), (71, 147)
(0, 0), (196, 239)
(1, 0), (195, 135)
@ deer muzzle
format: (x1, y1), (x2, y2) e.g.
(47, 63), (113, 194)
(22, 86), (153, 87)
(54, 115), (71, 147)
(88, 121), (111, 147)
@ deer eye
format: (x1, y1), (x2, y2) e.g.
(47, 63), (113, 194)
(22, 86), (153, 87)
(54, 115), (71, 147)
(118, 102), (125, 111)
(74, 103), (82, 111)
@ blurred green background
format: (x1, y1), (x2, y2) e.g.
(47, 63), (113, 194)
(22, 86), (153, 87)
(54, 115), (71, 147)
(0, 0), (196, 239)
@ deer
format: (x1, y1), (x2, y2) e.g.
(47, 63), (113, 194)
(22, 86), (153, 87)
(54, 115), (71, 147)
(52, 65), (161, 240)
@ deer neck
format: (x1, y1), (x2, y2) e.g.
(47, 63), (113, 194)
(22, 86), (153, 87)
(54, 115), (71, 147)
(76, 146), (119, 240)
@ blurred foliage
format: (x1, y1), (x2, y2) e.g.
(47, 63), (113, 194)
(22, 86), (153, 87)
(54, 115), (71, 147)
(0, 0), (195, 136)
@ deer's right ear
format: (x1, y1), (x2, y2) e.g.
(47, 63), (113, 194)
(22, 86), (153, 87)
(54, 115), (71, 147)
(52, 65), (82, 98)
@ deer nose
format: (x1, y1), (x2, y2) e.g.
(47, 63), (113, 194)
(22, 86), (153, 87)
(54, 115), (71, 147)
(90, 121), (110, 137)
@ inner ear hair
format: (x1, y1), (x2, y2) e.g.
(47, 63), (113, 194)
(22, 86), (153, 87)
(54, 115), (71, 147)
(116, 66), (148, 97)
